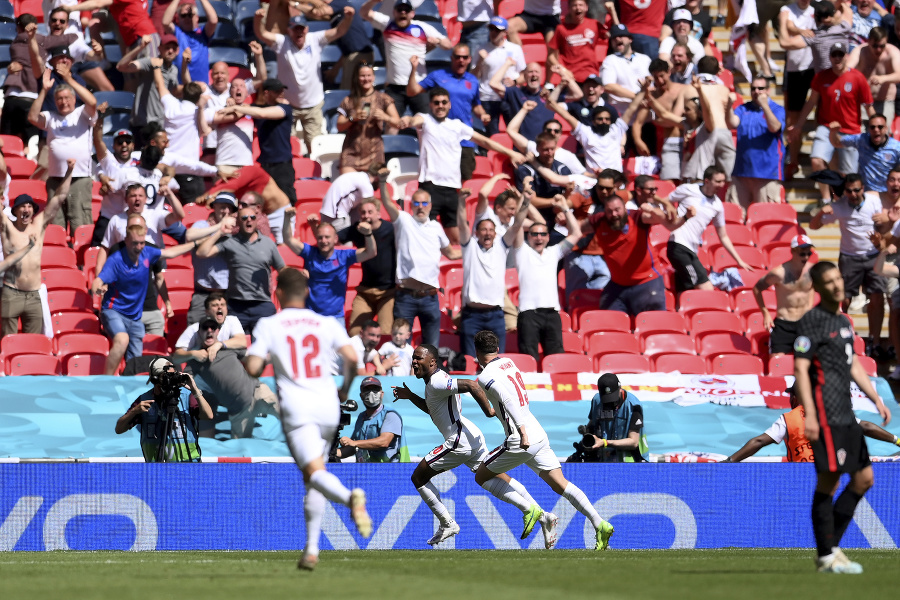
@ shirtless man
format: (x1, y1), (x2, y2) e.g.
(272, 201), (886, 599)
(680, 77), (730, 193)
(633, 60), (685, 181)
(682, 56), (739, 182)
(875, 167), (900, 374)
(847, 27), (900, 126)
(0, 160), (73, 336)
(753, 234), (816, 357)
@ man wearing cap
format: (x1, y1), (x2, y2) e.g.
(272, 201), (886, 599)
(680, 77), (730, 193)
(362, 0), (452, 118)
(577, 373), (649, 463)
(599, 25), (652, 118)
(255, 4), (354, 155)
(728, 75), (786, 210)
(337, 376), (409, 463)
(811, 172), (889, 356)
(546, 0), (602, 84)
(658, 8), (705, 65)
(36, 7), (114, 93)
(162, 0), (218, 85)
(781, 0), (852, 74)
(753, 235), (817, 357)
(27, 60), (97, 232)
(187, 195), (238, 324)
(490, 61), (556, 141)
(474, 16), (526, 136)
(829, 113), (900, 193)
(0, 161), (73, 336)
(116, 357), (214, 462)
(790, 41), (874, 203)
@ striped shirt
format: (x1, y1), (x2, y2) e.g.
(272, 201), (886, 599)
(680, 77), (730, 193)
(369, 14), (444, 85)
(805, 20), (851, 72)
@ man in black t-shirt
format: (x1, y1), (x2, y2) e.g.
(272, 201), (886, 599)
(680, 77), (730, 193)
(793, 261), (892, 574)
(515, 131), (571, 246)
(339, 195), (397, 336)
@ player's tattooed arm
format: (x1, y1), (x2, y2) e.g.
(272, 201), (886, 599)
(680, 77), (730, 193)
(458, 380), (495, 418)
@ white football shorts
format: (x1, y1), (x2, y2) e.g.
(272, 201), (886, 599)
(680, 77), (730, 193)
(483, 437), (561, 475)
(425, 425), (488, 473)
(284, 423), (336, 468)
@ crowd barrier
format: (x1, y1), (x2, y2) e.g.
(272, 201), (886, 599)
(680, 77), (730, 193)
(1, 463), (898, 551)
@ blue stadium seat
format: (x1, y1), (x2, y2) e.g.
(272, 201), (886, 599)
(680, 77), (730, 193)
(102, 113), (131, 135)
(94, 91), (136, 113)
(0, 1), (14, 23)
(209, 46), (249, 68)
(235, 0), (260, 39)
(196, 0), (234, 23)
(321, 44), (343, 69)
(209, 21), (242, 47)
(372, 66), (387, 89)
(0, 46), (10, 68)
(371, 45), (384, 66)
(102, 44), (123, 65)
(0, 22), (14, 43)
(307, 20), (330, 32)
(424, 47), (451, 71)
(323, 89), (349, 116)
(415, 1), (441, 22)
(383, 134), (420, 159)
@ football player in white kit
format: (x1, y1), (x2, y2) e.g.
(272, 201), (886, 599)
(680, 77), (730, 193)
(473, 330), (615, 550)
(393, 344), (556, 547)
(244, 268), (372, 571)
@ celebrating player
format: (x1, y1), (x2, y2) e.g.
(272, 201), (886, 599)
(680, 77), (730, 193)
(243, 268), (372, 571)
(393, 344), (553, 546)
(793, 261), (891, 574)
(473, 331), (615, 550)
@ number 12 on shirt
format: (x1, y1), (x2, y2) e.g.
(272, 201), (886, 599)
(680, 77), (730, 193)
(288, 334), (322, 378)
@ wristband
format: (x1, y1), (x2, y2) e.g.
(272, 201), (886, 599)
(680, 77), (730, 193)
(193, 240), (199, 248)
(894, 436), (899, 446)
(602, 438), (608, 448)
(362, 232), (373, 237)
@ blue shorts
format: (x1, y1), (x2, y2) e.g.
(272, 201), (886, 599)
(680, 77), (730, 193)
(101, 308), (145, 361)
(599, 277), (667, 316)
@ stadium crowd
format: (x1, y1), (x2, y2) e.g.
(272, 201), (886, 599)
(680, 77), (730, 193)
(1, 0), (900, 384)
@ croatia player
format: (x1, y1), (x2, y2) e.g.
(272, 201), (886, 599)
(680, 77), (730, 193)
(473, 330), (615, 550)
(393, 344), (554, 547)
(244, 268), (372, 570)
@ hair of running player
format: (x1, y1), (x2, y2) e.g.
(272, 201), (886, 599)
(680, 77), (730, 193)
(418, 344), (439, 363)
(276, 267), (309, 301)
(474, 331), (500, 355)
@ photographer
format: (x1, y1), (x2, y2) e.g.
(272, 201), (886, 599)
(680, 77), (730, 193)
(336, 377), (409, 463)
(115, 357), (214, 462)
(571, 373), (649, 463)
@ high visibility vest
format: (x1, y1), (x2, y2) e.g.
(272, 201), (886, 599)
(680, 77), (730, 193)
(783, 406), (815, 463)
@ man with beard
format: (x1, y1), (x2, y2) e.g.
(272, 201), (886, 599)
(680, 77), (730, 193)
(829, 114), (900, 193)
(632, 61), (686, 181)
(206, 78), (256, 169)
(847, 27), (900, 127)
(508, 102), (586, 175)
(514, 131), (571, 246)
(668, 42), (695, 84)
(491, 61), (556, 140)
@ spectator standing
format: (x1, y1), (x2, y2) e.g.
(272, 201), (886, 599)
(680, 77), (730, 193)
(27, 64), (97, 231)
(207, 79), (256, 169)
(847, 28), (900, 127)
(456, 184), (529, 359)
(661, 0), (712, 46)
(564, 170), (618, 294)
(382, 189), (461, 347)
(555, 73), (608, 127)
(196, 206), (287, 333)
(474, 17), (525, 136)
(1, 16), (41, 144)
(600, 25), (652, 118)
(850, 0), (884, 48)
(333, 319), (390, 375)
(614, 0), (665, 58)
(668, 42), (695, 85)
(188, 192), (238, 324)
(40, 7), (113, 92)
(728, 76), (786, 210)
(154, 63), (207, 203)
(667, 166), (754, 295)
(546, 0), (602, 83)
(658, 8), (705, 65)
(632, 60), (686, 181)
(162, 0), (217, 84)
(780, 1), (852, 74)
(506, 0), (562, 45)
(491, 61), (556, 140)
(407, 46), (490, 183)
(0, 162), (72, 335)
(304, 0), (375, 90)
(361, 0), (452, 118)
(336, 63), (402, 175)
(682, 57), (740, 182)
(116, 35), (182, 148)
(254, 8), (355, 155)
(829, 114), (900, 193)
(779, 0), (816, 179)
(507, 103), (586, 175)
(457, 0), (494, 57)
(63, 0), (158, 54)
(514, 132), (571, 244)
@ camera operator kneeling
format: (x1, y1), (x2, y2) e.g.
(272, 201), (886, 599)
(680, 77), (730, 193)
(570, 373), (649, 463)
(115, 357), (214, 462)
(336, 376), (410, 463)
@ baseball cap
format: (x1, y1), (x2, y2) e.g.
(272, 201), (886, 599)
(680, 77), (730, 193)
(211, 191), (238, 209)
(113, 128), (133, 140)
(360, 376), (382, 391)
(597, 373), (621, 405)
(160, 33), (179, 47)
(791, 234), (814, 249)
(199, 317), (221, 330)
(672, 8), (693, 22)
(489, 16), (508, 30)
(289, 14), (308, 28)
(583, 74), (602, 85)
(609, 24), (632, 38)
(47, 45), (71, 60)
(261, 78), (286, 92)
(394, 0), (414, 11)
(12, 194), (38, 211)
(830, 42), (847, 55)
(148, 357), (174, 384)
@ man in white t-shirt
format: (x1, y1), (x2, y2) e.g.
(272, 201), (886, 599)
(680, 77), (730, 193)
(600, 25), (652, 117)
(474, 17), (526, 135)
(207, 78), (255, 169)
(243, 268), (372, 571)
(400, 87), (525, 243)
(255, 8), (354, 154)
(319, 167), (381, 233)
(779, 0), (816, 175)
(382, 188), (461, 347)
(665, 165), (754, 294)
(457, 180), (529, 360)
(332, 319), (397, 375)
(513, 182), (582, 362)
(658, 8), (705, 65)
(173, 291), (248, 363)
(27, 59), (97, 231)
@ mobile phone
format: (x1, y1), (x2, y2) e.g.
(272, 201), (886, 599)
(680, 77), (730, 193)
(362, 102), (371, 118)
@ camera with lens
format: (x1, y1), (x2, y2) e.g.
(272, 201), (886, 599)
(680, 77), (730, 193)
(339, 399), (358, 427)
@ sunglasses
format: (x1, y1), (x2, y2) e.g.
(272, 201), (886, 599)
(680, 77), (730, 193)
(529, 231), (549, 237)
(797, 251), (812, 257)
(750, 86), (767, 91)
(180, 10), (194, 17)
(452, 54), (471, 60)
(431, 100), (449, 105)
(869, 124), (886, 129)
(50, 17), (68, 23)
(202, 324), (221, 331)
(240, 215), (257, 221)
(412, 201), (430, 207)
(544, 128), (561, 134)
(598, 185), (615, 192)
(641, 187), (658, 193)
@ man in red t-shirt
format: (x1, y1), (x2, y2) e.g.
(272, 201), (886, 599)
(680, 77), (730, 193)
(615, 0), (666, 58)
(789, 41), (874, 200)
(547, 0), (602, 83)
(63, 0), (158, 53)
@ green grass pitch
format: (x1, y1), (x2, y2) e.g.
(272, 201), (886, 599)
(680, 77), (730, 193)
(0, 549), (896, 599)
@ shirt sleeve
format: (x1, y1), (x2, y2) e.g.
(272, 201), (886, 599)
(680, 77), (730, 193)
(419, 21), (442, 39)
(272, 33), (286, 53)
(369, 11), (389, 30)
(858, 73), (875, 105)
(161, 94), (180, 119)
(427, 371), (459, 398)
(627, 404), (644, 434)
(600, 60), (617, 85)
(381, 411), (403, 436)
(418, 73), (436, 90)
(246, 320), (270, 358)
(513, 45), (526, 71)
(271, 242), (286, 270)
(299, 242), (312, 259)
(763, 415), (788, 444)
(314, 30), (329, 48)
(97, 255), (118, 285)
(713, 203), (726, 228)
(175, 323), (199, 350)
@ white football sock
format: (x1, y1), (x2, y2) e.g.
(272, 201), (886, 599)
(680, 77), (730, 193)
(308, 469), (352, 506)
(507, 477), (540, 509)
(481, 477), (531, 513)
(563, 482), (604, 529)
(417, 481), (453, 526)
(304, 488), (326, 557)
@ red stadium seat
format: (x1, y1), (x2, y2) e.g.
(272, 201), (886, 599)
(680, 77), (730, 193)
(854, 336), (866, 355)
(522, 43), (548, 64)
(578, 310), (631, 337)
(690, 311), (743, 339)
(182, 203), (212, 227)
(43, 224), (68, 246)
(677, 289), (731, 318)
(41, 268), (86, 292)
(649, 224), (670, 248)
(585, 331), (640, 358)
(746, 203), (798, 229)
(142, 335), (169, 356)
(633, 311), (687, 341)
(8, 354), (60, 375)
(165, 253), (194, 270)
(754, 223), (804, 246)
(722, 202), (743, 224)
(653, 353), (707, 373)
(857, 355), (878, 377)
(709, 354), (764, 375)
(165, 313), (189, 350)
(0, 135), (26, 157)
(729, 268), (765, 293)
(595, 353), (651, 374)
(167, 291), (193, 314)
(55, 333), (110, 358)
(559, 311), (572, 332)
(732, 288), (776, 318)
(743, 311), (769, 336)
(568, 289), (604, 325)
(293, 157), (323, 179)
(541, 353), (592, 373)
(5, 157), (38, 178)
(697, 332), (753, 357)
(1, 333), (52, 359)
(642, 333), (696, 356)
(294, 179), (331, 202)
(499, 353), (538, 372)
(72, 224), (95, 264)
(47, 290), (93, 314)
(768, 354), (794, 376)
(51, 311), (101, 335)
(64, 353), (109, 375)
(472, 155), (493, 178)
(41, 246), (77, 269)
(557, 331), (582, 354)
(162, 269), (194, 291)
(712, 245), (766, 271)
(701, 224), (754, 248)
(443, 267), (464, 290)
